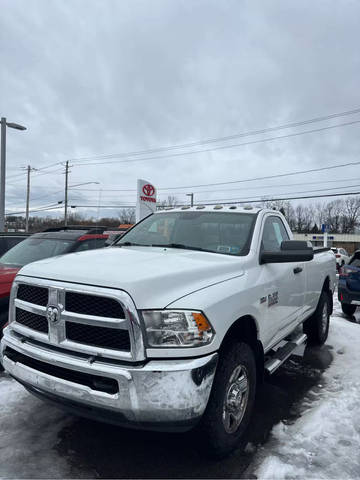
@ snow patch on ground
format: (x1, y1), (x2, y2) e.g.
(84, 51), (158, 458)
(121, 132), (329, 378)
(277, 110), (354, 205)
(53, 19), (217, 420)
(0, 376), (85, 478)
(253, 296), (360, 479)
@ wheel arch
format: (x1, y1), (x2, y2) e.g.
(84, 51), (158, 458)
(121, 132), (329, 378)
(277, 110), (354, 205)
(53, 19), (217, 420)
(220, 315), (264, 384)
(322, 275), (333, 314)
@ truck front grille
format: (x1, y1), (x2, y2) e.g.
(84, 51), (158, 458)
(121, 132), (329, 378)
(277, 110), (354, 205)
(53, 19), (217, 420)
(16, 308), (48, 334)
(17, 284), (48, 306)
(65, 321), (131, 351)
(11, 280), (142, 361)
(65, 292), (125, 318)
(4, 347), (119, 394)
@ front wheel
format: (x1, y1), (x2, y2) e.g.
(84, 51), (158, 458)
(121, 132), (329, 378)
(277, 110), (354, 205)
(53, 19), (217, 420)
(303, 291), (331, 345)
(197, 341), (256, 458)
(341, 303), (356, 317)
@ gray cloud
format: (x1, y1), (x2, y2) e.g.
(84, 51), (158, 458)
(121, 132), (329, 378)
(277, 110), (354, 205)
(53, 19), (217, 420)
(1, 0), (360, 218)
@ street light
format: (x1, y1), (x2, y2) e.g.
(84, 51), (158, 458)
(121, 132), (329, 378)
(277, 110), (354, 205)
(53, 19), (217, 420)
(64, 180), (100, 226)
(0, 117), (27, 231)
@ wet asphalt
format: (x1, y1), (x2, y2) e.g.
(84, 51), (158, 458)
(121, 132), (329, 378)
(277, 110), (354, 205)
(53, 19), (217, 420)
(0, 342), (333, 478)
(46, 344), (333, 479)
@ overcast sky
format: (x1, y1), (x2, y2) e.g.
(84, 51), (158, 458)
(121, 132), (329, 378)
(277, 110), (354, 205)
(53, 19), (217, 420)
(1, 0), (360, 219)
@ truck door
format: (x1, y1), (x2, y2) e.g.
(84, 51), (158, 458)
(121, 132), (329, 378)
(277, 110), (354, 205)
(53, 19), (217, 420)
(258, 215), (306, 348)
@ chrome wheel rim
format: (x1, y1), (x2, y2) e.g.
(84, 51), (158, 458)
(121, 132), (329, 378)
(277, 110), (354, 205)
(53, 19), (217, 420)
(320, 302), (329, 335)
(222, 364), (249, 434)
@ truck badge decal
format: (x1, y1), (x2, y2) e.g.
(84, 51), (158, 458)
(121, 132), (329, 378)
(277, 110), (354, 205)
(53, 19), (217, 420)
(46, 306), (60, 324)
(268, 292), (279, 307)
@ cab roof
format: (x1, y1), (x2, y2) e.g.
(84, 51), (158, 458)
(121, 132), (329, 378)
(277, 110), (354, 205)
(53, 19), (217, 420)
(30, 226), (116, 241)
(155, 205), (263, 214)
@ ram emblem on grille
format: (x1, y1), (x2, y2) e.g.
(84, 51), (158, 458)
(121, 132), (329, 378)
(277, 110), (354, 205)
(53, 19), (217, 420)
(46, 306), (60, 324)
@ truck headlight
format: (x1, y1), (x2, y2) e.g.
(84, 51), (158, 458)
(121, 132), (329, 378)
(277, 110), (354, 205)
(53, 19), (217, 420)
(141, 310), (214, 347)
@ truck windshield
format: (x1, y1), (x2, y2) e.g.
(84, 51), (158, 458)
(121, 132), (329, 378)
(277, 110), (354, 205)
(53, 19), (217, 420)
(116, 211), (256, 256)
(0, 237), (76, 267)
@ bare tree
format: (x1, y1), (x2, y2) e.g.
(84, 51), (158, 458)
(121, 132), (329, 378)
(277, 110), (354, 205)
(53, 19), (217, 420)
(157, 195), (179, 209)
(294, 205), (306, 233)
(118, 208), (135, 224)
(342, 197), (360, 233)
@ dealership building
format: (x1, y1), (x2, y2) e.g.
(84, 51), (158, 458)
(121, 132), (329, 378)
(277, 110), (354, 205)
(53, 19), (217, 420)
(293, 233), (360, 254)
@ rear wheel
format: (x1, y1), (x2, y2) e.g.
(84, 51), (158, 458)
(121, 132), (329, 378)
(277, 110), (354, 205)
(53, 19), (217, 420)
(341, 303), (356, 317)
(303, 291), (331, 345)
(197, 341), (256, 458)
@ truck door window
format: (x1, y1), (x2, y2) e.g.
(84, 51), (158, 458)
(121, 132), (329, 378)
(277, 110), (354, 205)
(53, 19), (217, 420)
(261, 216), (289, 251)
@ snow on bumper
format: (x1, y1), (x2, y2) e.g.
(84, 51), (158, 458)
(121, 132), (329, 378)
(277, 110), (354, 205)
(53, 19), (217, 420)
(1, 327), (218, 431)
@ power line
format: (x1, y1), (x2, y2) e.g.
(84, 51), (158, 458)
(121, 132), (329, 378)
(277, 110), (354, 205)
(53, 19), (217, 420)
(201, 191), (360, 205)
(8, 189), (360, 216)
(70, 189), (360, 209)
(5, 203), (63, 216)
(69, 184), (360, 207)
(194, 184), (360, 203)
(9, 161), (360, 209)
(68, 205), (136, 208)
(5, 106), (360, 178)
(70, 177), (360, 195)
(68, 106), (360, 163)
(29, 189), (64, 202)
(156, 160), (360, 190)
(72, 119), (360, 167)
(6, 167), (64, 185)
(67, 161), (360, 194)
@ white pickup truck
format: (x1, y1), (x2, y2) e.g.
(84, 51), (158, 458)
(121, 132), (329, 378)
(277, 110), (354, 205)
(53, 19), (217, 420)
(1, 206), (336, 456)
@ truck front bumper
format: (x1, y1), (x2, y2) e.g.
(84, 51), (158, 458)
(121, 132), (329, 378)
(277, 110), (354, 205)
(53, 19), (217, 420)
(1, 327), (218, 432)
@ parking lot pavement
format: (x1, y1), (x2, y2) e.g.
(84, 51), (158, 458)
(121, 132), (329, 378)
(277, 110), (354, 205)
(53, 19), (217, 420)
(0, 342), (332, 479)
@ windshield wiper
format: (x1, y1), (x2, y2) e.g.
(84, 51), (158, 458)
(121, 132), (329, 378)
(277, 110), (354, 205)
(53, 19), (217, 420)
(116, 241), (151, 247)
(151, 243), (208, 252)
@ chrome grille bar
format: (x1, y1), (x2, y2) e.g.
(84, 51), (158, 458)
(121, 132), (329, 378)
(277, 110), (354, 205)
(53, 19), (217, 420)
(10, 275), (145, 362)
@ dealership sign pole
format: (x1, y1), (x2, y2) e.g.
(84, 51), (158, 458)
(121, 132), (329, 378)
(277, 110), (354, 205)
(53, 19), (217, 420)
(136, 179), (157, 223)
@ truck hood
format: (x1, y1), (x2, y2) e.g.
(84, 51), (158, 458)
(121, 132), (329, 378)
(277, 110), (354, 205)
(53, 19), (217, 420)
(18, 246), (245, 308)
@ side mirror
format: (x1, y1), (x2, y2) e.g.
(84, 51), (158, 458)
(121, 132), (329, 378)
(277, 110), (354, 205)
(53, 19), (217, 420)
(260, 240), (314, 264)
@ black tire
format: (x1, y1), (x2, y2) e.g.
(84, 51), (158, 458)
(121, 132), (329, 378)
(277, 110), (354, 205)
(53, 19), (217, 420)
(303, 290), (331, 345)
(341, 303), (356, 317)
(197, 341), (256, 458)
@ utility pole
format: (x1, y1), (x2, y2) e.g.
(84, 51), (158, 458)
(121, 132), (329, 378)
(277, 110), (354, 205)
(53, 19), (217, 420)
(25, 165), (36, 232)
(0, 117), (26, 231)
(186, 193), (194, 206)
(64, 160), (69, 226)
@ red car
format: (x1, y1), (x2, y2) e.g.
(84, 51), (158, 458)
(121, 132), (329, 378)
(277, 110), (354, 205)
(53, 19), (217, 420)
(0, 226), (114, 333)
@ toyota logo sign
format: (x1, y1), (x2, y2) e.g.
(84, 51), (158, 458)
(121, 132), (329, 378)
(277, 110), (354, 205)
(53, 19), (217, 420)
(142, 184), (155, 197)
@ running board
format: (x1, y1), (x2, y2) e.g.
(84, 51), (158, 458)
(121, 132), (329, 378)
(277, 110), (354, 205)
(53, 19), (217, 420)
(265, 333), (307, 375)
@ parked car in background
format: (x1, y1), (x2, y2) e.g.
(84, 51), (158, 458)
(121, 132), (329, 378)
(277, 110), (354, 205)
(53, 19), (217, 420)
(331, 247), (350, 269)
(118, 223), (133, 232)
(338, 250), (360, 317)
(105, 224), (134, 246)
(0, 226), (112, 349)
(0, 233), (30, 257)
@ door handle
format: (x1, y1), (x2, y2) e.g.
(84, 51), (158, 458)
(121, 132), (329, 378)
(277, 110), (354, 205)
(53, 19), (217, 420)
(293, 267), (303, 274)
